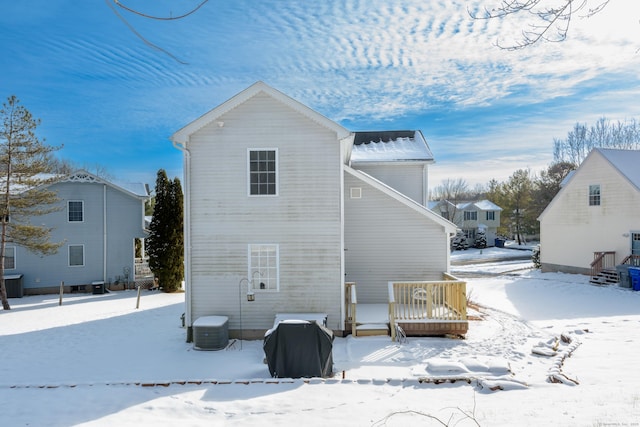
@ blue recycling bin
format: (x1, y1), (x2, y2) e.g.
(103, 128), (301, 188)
(494, 238), (505, 248)
(628, 267), (640, 291)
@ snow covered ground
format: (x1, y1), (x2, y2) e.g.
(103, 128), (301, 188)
(2, 247), (640, 426)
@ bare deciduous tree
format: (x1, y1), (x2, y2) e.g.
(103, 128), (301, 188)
(554, 117), (640, 165)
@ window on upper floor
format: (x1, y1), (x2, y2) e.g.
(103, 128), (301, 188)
(68, 200), (84, 222)
(4, 247), (15, 270)
(486, 211), (495, 221)
(248, 244), (279, 291)
(464, 211), (477, 221)
(248, 149), (277, 196)
(589, 185), (601, 206)
(69, 245), (84, 267)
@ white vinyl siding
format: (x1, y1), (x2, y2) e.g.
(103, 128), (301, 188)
(539, 151), (640, 273)
(344, 171), (450, 303)
(187, 92), (342, 331)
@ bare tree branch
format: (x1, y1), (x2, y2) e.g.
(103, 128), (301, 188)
(469, 0), (613, 50)
(106, 0), (211, 64)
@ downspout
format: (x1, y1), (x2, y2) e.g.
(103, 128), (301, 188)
(103, 184), (107, 283)
(172, 138), (192, 341)
(422, 164), (429, 207)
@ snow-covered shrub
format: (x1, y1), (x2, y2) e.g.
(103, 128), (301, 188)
(474, 229), (487, 249)
(532, 244), (541, 269)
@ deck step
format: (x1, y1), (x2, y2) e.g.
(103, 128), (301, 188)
(355, 323), (389, 337)
(590, 268), (619, 285)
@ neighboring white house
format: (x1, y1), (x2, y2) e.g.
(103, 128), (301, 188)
(538, 148), (640, 275)
(171, 81), (458, 339)
(6, 170), (149, 296)
(429, 199), (503, 246)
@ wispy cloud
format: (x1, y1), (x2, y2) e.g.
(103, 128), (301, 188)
(0, 0), (638, 186)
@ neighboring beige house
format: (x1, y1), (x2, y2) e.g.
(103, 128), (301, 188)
(429, 199), (503, 246)
(538, 148), (640, 275)
(171, 82), (464, 340)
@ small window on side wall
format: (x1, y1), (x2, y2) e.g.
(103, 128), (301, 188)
(68, 201), (84, 222)
(248, 149), (277, 196)
(4, 247), (15, 269)
(69, 245), (84, 267)
(589, 185), (601, 206)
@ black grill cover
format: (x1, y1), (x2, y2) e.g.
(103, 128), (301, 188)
(263, 320), (334, 378)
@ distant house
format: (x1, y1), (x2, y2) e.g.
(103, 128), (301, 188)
(7, 170), (149, 295)
(172, 81), (467, 340)
(429, 199), (503, 246)
(538, 148), (640, 275)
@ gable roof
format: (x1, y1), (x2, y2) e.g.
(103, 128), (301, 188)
(171, 81), (351, 145)
(345, 165), (456, 233)
(538, 148), (640, 221)
(350, 130), (434, 163)
(460, 200), (502, 211)
(57, 170), (149, 199)
(596, 148), (640, 191)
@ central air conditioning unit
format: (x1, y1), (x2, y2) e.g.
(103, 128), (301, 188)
(193, 315), (229, 351)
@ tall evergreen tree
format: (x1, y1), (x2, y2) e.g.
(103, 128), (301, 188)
(0, 95), (62, 310)
(147, 169), (184, 292)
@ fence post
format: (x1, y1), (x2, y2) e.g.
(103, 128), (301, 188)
(59, 281), (64, 306)
(136, 285), (142, 309)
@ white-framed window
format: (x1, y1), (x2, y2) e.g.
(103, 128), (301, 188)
(68, 245), (84, 267)
(248, 244), (279, 291)
(248, 149), (278, 196)
(589, 185), (600, 206)
(486, 211), (495, 221)
(464, 211), (477, 221)
(68, 200), (84, 222)
(350, 187), (362, 199)
(4, 246), (15, 270)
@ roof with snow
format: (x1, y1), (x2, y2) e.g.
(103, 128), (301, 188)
(597, 148), (640, 190)
(457, 200), (502, 211)
(350, 130), (434, 163)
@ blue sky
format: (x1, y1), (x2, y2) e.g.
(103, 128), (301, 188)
(1, 0), (639, 189)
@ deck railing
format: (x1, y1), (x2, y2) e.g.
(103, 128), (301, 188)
(620, 254), (640, 267)
(135, 257), (152, 279)
(388, 274), (467, 341)
(590, 251), (616, 278)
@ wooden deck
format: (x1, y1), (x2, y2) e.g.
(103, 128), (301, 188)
(346, 274), (468, 340)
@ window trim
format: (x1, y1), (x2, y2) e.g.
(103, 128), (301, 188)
(589, 184), (601, 206)
(4, 246), (15, 270)
(247, 148), (278, 197)
(486, 211), (495, 221)
(68, 244), (85, 267)
(68, 200), (84, 222)
(248, 243), (279, 292)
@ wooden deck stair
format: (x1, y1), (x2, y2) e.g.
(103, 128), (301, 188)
(352, 303), (391, 337)
(590, 268), (619, 285)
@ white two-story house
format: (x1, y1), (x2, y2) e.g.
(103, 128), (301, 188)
(172, 82), (464, 340)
